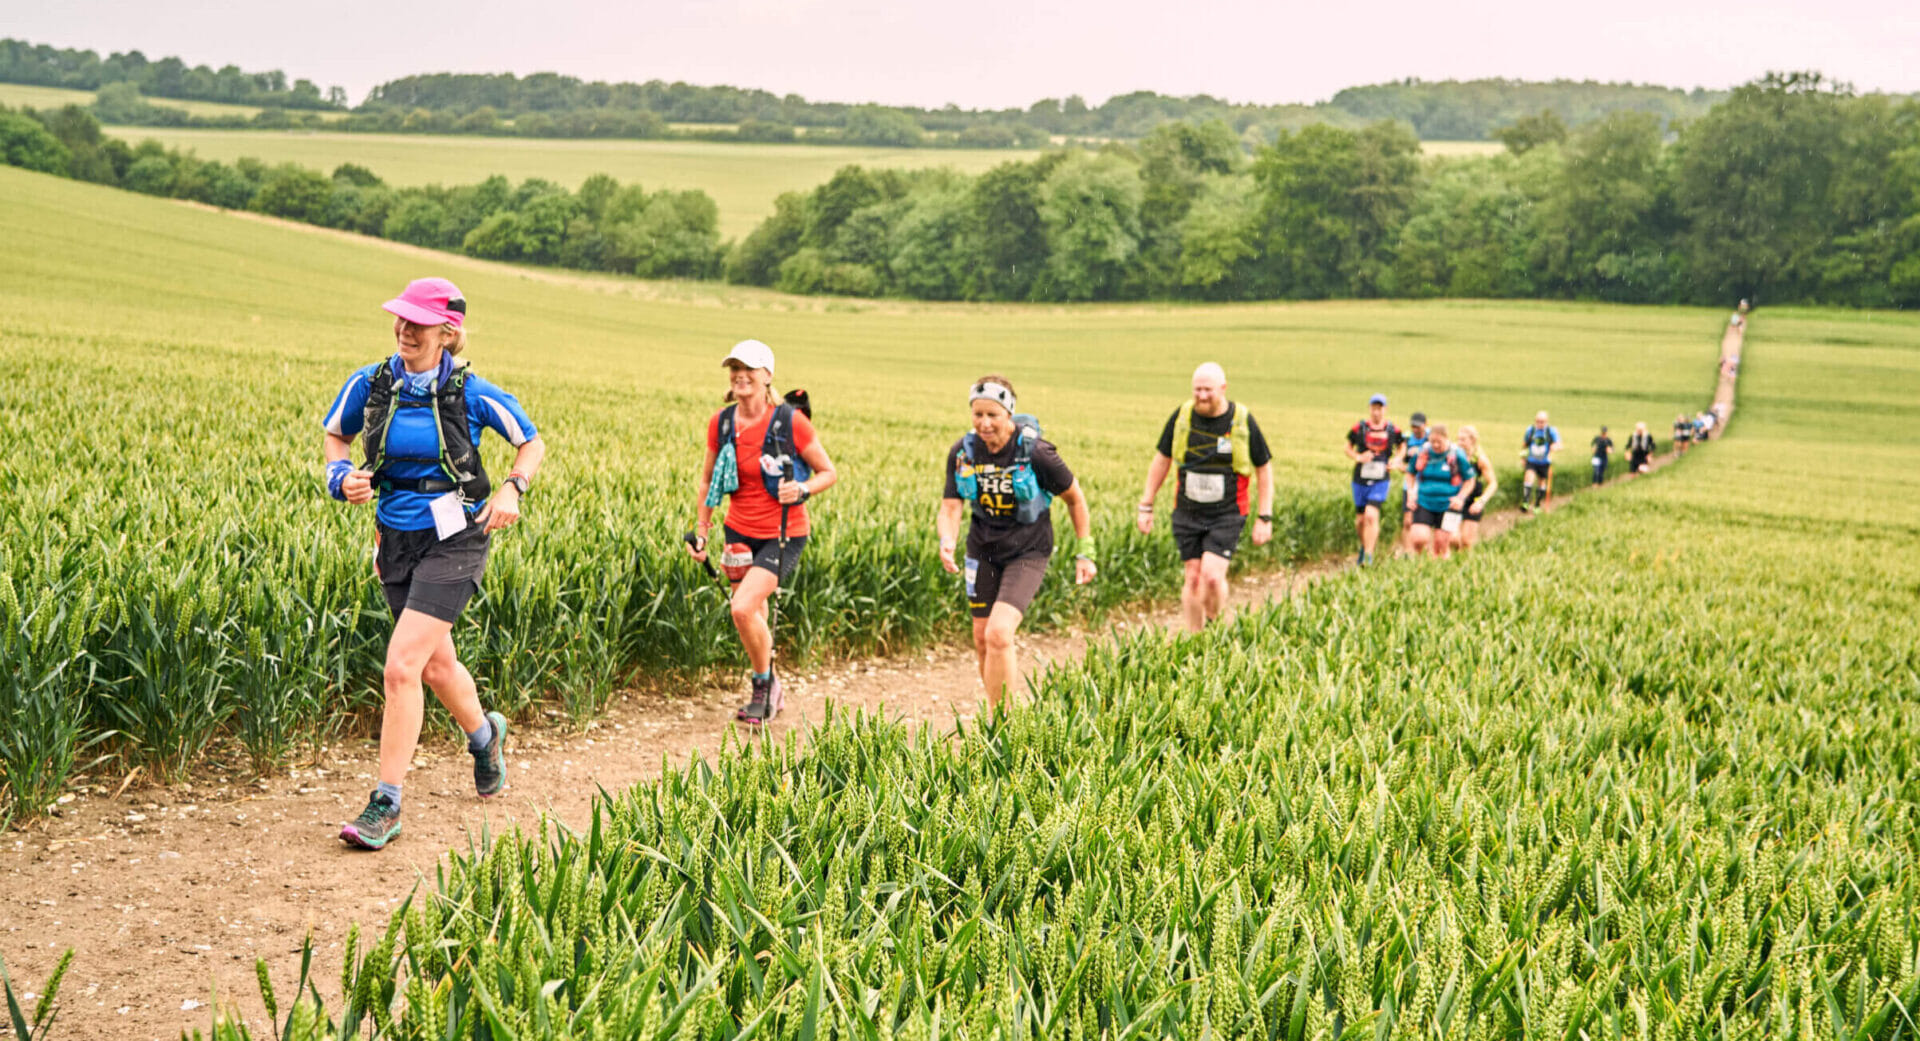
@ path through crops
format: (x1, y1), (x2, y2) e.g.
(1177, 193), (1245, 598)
(0, 325), (1741, 1041)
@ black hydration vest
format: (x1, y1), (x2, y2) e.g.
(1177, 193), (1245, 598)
(361, 359), (490, 503)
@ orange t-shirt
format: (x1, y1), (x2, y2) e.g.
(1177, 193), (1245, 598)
(707, 405), (817, 538)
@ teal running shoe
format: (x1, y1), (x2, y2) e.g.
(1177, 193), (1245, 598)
(472, 710), (508, 798)
(340, 792), (401, 850)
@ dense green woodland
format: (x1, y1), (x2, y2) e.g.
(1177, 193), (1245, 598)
(2, 36), (1739, 145)
(3, 74), (1914, 307)
(0, 37), (341, 109)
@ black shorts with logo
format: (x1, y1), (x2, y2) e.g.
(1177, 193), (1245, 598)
(721, 526), (808, 581)
(965, 552), (1049, 619)
(1411, 505), (1451, 529)
(376, 522), (491, 623)
(1172, 509), (1246, 562)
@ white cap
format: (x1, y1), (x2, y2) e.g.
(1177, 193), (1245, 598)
(724, 339), (775, 374)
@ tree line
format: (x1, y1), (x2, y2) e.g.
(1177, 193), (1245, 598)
(721, 74), (1919, 307)
(0, 103), (723, 277)
(4, 73), (1913, 308)
(0, 38), (344, 109)
(7, 36), (1756, 147)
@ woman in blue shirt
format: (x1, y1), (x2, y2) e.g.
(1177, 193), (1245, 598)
(319, 277), (546, 850)
(1406, 423), (1474, 559)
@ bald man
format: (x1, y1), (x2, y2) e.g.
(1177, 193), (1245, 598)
(1138, 362), (1274, 633)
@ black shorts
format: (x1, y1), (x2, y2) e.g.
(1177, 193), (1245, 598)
(1410, 505), (1453, 529)
(965, 552), (1049, 619)
(720, 526), (807, 581)
(1463, 480), (1488, 522)
(1172, 510), (1245, 562)
(1525, 460), (1553, 479)
(376, 522), (490, 623)
(1629, 451), (1651, 471)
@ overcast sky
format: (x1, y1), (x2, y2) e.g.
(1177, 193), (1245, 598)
(11, 0), (1916, 109)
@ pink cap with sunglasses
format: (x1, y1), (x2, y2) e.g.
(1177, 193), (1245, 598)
(382, 277), (467, 328)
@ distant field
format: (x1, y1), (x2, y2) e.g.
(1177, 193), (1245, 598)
(100, 128), (1042, 239)
(0, 81), (289, 120)
(1421, 139), (1504, 157)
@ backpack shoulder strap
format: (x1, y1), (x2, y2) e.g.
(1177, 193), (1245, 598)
(1171, 402), (1195, 465)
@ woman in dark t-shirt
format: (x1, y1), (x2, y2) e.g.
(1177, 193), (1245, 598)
(936, 375), (1095, 709)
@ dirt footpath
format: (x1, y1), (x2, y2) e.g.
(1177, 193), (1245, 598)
(0, 321), (1729, 1037)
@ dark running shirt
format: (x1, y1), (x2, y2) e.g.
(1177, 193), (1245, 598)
(1628, 432), (1656, 456)
(1155, 403), (1272, 519)
(942, 435), (1075, 563)
(1591, 435), (1614, 461)
(1346, 420), (1403, 484)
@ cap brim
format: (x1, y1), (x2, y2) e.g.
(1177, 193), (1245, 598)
(383, 298), (449, 326)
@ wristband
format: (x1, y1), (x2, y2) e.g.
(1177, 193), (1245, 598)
(1136, 502), (1154, 512)
(1074, 536), (1097, 563)
(1256, 514), (1272, 523)
(326, 460), (353, 501)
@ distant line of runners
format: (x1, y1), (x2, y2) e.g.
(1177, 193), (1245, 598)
(320, 274), (1741, 850)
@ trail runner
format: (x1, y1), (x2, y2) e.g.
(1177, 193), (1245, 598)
(322, 277), (545, 851)
(1137, 362), (1274, 632)
(1395, 412), (1430, 555)
(1590, 426), (1614, 486)
(1343, 393), (1402, 566)
(1453, 424), (1498, 552)
(1519, 410), (1560, 513)
(1406, 423), (1474, 559)
(937, 375), (1095, 708)
(1627, 422), (1656, 475)
(687, 340), (838, 725)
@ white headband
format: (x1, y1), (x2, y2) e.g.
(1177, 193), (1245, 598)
(970, 381), (1016, 413)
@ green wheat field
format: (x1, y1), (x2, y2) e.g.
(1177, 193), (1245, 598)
(4, 161), (1919, 1038)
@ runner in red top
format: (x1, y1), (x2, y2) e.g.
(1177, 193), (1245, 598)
(687, 340), (838, 725)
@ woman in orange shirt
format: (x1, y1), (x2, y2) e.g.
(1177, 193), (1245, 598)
(687, 340), (838, 724)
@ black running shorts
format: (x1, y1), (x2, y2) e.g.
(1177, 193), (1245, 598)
(720, 526), (808, 581)
(376, 522), (491, 623)
(1172, 509), (1246, 562)
(966, 552), (1049, 619)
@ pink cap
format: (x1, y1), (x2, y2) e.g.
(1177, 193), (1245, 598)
(382, 277), (467, 327)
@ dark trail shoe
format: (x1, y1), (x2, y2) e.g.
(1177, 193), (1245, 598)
(340, 792), (402, 850)
(472, 710), (508, 798)
(736, 673), (782, 726)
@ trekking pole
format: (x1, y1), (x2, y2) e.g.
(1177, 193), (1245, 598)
(769, 504), (790, 664)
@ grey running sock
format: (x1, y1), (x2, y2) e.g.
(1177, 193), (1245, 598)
(377, 781), (402, 809)
(466, 717), (493, 753)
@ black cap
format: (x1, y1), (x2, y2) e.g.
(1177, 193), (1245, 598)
(1410, 411), (1427, 425)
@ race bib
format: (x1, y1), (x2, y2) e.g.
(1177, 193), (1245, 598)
(429, 493), (467, 541)
(1184, 472), (1227, 504)
(1359, 460), (1388, 482)
(1440, 511), (1463, 534)
(964, 557), (979, 597)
